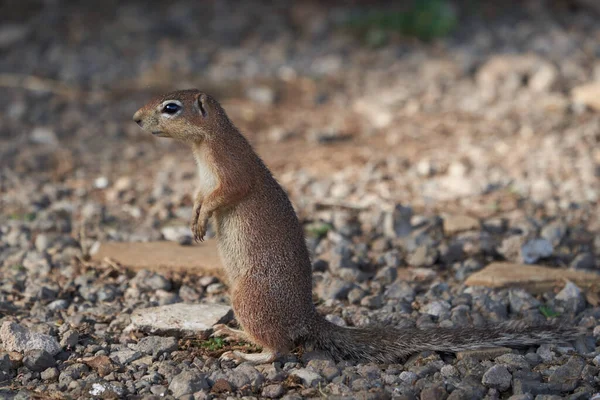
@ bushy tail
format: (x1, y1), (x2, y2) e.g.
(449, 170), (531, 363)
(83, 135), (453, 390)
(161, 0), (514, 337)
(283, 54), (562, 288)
(306, 317), (583, 363)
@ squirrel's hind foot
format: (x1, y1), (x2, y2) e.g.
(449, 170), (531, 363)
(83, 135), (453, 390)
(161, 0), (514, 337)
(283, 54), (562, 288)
(211, 324), (249, 343)
(220, 350), (280, 365)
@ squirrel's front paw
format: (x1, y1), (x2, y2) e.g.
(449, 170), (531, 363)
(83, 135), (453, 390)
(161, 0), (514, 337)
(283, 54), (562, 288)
(191, 213), (208, 242)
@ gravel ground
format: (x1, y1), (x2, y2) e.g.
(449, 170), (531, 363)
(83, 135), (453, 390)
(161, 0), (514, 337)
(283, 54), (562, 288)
(1, 1), (600, 399)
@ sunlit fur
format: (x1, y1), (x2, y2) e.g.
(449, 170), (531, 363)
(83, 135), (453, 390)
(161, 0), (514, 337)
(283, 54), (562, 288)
(133, 89), (583, 363)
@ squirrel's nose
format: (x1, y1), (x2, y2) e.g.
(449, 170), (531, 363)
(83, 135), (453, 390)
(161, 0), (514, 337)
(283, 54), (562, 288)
(133, 110), (143, 126)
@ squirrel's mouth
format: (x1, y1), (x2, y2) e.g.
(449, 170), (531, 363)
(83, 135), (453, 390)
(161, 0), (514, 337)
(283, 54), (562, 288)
(151, 131), (169, 137)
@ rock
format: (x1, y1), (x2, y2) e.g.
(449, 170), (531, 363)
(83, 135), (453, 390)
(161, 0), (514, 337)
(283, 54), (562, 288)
(548, 356), (585, 391)
(30, 127), (59, 146)
(498, 235), (526, 262)
(0, 321), (61, 355)
(91, 240), (225, 279)
(422, 300), (451, 317)
(555, 281), (586, 314)
(383, 204), (412, 238)
(570, 253), (596, 270)
(87, 382), (126, 399)
(60, 330), (79, 348)
(0, 353), (14, 381)
(262, 384), (285, 398)
(464, 262), (600, 293)
(572, 82), (600, 111)
(82, 355), (115, 377)
(94, 176), (109, 189)
(60, 363), (89, 380)
(399, 371), (417, 384)
(540, 221), (567, 246)
(23, 349), (55, 372)
(482, 365), (512, 391)
(520, 239), (553, 264)
(231, 364), (264, 389)
(290, 368), (322, 387)
(316, 277), (353, 300)
(134, 336), (178, 356)
(529, 63), (558, 92)
(384, 280), (415, 302)
(109, 349), (142, 365)
(35, 234), (51, 252)
(161, 225), (193, 244)
(47, 299), (69, 311)
(509, 289), (540, 313)
(443, 215), (479, 235)
(537, 344), (557, 363)
(421, 384), (448, 400)
(440, 365), (459, 378)
(41, 367), (59, 381)
(408, 245), (438, 268)
(169, 370), (209, 398)
(126, 303), (233, 337)
(179, 285), (202, 302)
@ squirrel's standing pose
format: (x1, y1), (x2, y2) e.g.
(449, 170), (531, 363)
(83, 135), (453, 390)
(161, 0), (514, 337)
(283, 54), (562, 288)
(133, 89), (579, 364)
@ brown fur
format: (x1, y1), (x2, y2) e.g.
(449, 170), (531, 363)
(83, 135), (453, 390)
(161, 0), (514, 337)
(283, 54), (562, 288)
(133, 89), (582, 363)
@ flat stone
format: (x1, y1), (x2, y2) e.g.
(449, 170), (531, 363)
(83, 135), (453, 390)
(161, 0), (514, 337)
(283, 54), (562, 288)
(125, 303), (233, 338)
(465, 262), (600, 293)
(443, 214), (479, 235)
(456, 347), (512, 361)
(0, 321), (61, 356)
(90, 240), (225, 279)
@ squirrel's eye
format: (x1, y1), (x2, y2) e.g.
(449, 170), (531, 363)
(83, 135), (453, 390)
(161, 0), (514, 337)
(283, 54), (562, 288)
(162, 103), (181, 115)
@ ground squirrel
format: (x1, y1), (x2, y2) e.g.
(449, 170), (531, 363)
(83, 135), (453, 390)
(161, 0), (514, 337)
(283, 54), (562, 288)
(133, 89), (581, 364)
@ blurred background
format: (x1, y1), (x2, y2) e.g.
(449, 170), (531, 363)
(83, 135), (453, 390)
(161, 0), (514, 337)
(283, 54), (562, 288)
(1, 0), (599, 238)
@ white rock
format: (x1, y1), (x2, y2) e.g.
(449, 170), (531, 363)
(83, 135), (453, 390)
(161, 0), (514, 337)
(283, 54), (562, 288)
(160, 225), (192, 242)
(555, 280), (582, 302)
(290, 368), (322, 387)
(125, 303), (233, 336)
(94, 177), (109, 189)
(30, 127), (59, 146)
(0, 321), (61, 356)
(422, 300), (451, 317)
(399, 371), (417, 384)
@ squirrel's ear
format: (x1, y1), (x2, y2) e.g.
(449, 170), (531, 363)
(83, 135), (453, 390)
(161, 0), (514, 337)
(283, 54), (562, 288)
(196, 93), (208, 118)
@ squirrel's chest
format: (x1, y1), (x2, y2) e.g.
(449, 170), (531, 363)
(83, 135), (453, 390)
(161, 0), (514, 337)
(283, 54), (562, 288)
(193, 147), (218, 196)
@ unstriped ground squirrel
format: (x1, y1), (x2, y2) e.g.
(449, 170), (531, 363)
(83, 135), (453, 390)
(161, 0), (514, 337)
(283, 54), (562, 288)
(133, 89), (580, 364)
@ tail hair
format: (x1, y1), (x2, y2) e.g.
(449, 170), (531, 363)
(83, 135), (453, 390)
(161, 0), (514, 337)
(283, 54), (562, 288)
(305, 317), (584, 363)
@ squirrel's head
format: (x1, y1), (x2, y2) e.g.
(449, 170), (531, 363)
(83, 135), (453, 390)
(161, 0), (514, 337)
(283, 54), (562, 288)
(133, 89), (229, 143)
